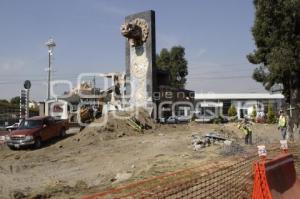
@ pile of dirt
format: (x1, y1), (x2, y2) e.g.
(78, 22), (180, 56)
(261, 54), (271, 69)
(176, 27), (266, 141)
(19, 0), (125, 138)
(10, 180), (89, 199)
(73, 108), (157, 143)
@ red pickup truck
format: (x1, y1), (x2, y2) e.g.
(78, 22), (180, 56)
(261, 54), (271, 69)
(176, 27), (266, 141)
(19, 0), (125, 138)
(6, 116), (69, 149)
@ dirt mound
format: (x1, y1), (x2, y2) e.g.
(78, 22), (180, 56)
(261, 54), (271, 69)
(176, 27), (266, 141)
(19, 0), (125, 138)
(73, 108), (156, 143)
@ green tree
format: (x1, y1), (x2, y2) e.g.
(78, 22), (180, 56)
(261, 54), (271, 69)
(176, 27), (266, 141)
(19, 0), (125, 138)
(247, 0), (300, 131)
(267, 103), (276, 124)
(156, 46), (188, 89)
(0, 100), (18, 108)
(228, 104), (237, 117)
(156, 48), (171, 70)
(251, 105), (257, 120)
(0, 99), (9, 104)
(10, 96), (20, 105)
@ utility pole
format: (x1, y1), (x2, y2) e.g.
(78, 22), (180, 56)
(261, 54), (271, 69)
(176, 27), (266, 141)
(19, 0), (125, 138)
(45, 38), (56, 100)
(48, 50), (51, 100)
(93, 76), (96, 96)
(93, 76), (97, 107)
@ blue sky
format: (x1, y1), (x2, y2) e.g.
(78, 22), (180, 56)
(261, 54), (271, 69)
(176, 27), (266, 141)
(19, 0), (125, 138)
(0, 0), (266, 101)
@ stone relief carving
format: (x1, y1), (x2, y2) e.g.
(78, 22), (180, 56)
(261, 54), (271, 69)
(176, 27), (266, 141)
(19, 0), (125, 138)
(130, 47), (149, 79)
(121, 18), (149, 47)
(130, 46), (149, 105)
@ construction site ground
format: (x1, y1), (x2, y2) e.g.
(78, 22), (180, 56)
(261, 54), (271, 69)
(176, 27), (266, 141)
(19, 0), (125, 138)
(0, 122), (299, 199)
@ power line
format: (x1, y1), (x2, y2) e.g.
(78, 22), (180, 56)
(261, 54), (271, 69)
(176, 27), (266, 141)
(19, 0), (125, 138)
(188, 75), (251, 79)
(0, 74), (253, 85)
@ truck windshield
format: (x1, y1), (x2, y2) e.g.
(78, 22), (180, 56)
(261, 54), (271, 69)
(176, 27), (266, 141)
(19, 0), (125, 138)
(18, 120), (43, 129)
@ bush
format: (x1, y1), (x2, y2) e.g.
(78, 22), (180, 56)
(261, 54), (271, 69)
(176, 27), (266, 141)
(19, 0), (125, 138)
(251, 105), (257, 120)
(267, 103), (276, 123)
(228, 104), (237, 117)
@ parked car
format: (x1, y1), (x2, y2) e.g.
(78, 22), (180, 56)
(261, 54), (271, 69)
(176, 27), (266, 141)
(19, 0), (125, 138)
(6, 123), (19, 132)
(6, 116), (69, 149)
(195, 115), (228, 123)
(166, 116), (178, 124)
(160, 116), (191, 124)
(176, 116), (192, 123)
(159, 117), (166, 123)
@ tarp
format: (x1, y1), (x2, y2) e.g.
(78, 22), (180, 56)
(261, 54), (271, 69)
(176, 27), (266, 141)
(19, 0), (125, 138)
(265, 154), (300, 199)
(252, 153), (300, 199)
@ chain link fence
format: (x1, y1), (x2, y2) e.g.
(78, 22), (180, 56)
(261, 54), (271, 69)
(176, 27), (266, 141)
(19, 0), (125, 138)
(0, 108), (39, 127)
(85, 144), (300, 199)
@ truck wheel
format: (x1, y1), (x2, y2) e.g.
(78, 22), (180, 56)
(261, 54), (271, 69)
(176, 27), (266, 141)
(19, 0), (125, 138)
(8, 146), (16, 150)
(34, 138), (42, 149)
(60, 129), (66, 138)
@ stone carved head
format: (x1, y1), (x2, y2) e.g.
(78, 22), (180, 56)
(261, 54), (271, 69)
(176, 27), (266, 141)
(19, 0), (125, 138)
(121, 18), (149, 47)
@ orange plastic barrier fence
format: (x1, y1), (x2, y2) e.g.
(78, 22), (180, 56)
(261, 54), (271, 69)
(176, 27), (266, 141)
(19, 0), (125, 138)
(252, 154), (300, 199)
(82, 146), (300, 199)
(252, 159), (272, 199)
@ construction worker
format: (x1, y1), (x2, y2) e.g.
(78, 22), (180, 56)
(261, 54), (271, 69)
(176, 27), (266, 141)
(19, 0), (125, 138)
(278, 110), (288, 140)
(238, 119), (253, 145)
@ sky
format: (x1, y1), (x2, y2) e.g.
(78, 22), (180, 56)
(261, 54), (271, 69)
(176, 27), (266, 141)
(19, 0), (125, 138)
(0, 0), (267, 101)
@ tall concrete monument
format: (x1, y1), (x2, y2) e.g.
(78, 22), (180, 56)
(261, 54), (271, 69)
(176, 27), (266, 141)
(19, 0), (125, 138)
(121, 10), (157, 114)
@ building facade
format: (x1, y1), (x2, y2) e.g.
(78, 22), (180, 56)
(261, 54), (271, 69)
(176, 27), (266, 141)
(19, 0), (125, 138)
(194, 93), (284, 120)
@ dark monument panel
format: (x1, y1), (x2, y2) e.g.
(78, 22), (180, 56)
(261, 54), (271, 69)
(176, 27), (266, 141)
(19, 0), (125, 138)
(122, 10), (157, 112)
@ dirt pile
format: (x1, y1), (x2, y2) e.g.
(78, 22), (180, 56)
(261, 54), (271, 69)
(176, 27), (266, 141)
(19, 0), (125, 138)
(73, 108), (156, 143)
(9, 180), (89, 199)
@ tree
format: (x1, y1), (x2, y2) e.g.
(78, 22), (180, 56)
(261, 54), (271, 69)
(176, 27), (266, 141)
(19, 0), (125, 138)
(156, 46), (188, 89)
(10, 96), (20, 105)
(248, 0), (300, 136)
(228, 104), (237, 117)
(267, 103), (276, 124)
(0, 99), (9, 104)
(156, 48), (171, 70)
(0, 99), (18, 108)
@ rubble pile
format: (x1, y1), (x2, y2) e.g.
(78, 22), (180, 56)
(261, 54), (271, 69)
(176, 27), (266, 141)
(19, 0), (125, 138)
(192, 132), (229, 151)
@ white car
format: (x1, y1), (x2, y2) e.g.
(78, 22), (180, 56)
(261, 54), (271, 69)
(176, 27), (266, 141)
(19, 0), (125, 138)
(162, 116), (191, 124)
(5, 123), (19, 132)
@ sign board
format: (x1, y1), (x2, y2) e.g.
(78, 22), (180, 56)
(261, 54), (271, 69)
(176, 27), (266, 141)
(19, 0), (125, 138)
(20, 89), (29, 119)
(24, 80), (31, 89)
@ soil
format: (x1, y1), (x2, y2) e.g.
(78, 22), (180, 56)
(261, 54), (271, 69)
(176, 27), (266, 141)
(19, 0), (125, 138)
(0, 117), (298, 199)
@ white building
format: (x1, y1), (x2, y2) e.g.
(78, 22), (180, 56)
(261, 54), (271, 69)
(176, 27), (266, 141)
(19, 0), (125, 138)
(28, 101), (39, 109)
(194, 93), (284, 120)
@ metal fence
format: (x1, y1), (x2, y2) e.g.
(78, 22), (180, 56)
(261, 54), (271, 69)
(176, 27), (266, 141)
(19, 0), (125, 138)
(85, 144), (300, 199)
(0, 108), (39, 126)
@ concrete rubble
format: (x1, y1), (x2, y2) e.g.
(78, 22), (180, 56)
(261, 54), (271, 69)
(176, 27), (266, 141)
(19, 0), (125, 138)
(192, 132), (231, 151)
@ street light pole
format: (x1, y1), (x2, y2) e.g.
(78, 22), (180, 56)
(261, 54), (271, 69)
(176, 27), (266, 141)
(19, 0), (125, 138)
(45, 38), (56, 100)
(48, 49), (51, 100)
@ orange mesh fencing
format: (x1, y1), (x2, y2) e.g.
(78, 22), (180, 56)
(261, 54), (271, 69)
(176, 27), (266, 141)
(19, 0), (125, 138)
(83, 145), (300, 199)
(252, 160), (274, 199)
